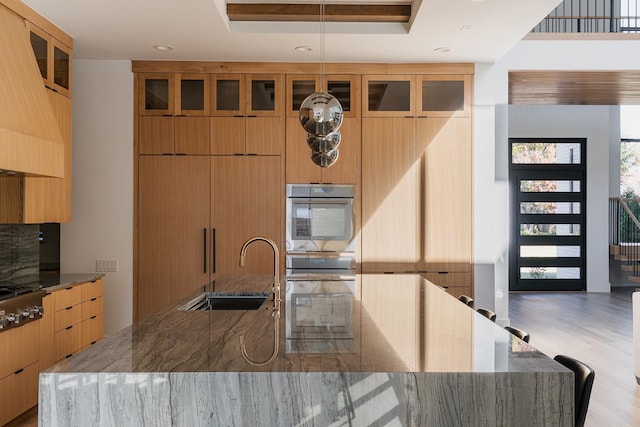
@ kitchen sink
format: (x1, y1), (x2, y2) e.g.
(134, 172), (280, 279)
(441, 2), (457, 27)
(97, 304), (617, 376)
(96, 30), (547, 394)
(178, 292), (270, 311)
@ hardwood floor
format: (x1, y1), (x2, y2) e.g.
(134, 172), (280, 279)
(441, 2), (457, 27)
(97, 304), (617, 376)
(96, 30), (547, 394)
(509, 287), (640, 427)
(5, 406), (37, 427)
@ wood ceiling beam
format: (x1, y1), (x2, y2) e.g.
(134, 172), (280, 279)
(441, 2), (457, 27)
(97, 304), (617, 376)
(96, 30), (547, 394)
(226, 3), (412, 23)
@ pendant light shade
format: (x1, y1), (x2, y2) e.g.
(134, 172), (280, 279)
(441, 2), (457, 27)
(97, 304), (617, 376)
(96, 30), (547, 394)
(299, 91), (343, 136)
(311, 147), (339, 167)
(307, 130), (341, 152)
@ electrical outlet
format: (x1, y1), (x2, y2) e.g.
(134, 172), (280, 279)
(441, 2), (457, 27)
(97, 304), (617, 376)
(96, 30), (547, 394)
(96, 259), (118, 272)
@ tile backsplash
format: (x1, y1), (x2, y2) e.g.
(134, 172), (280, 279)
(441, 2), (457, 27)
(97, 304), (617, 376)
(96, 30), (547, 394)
(0, 224), (39, 282)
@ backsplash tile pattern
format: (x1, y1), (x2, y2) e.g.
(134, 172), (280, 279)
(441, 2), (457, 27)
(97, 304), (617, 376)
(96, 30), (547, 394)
(0, 224), (39, 282)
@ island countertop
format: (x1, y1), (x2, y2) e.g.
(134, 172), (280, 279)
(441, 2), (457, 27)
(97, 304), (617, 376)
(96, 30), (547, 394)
(40, 274), (573, 426)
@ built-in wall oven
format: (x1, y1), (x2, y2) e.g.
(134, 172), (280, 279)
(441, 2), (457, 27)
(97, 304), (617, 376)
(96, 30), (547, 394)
(285, 184), (357, 352)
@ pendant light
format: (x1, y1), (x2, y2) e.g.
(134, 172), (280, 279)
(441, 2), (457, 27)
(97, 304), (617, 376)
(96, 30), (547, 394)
(298, 1), (343, 168)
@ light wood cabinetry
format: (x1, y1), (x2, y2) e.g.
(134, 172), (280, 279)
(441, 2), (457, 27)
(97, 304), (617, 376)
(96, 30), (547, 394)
(27, 21), (72, 97)
(362, 75), (415, 118)
(421, 272), (473, 299)
(285, 117), (361, 184)
(286, 74), (360, 118)
(211, 116), (283, 155)
(137, 156), (210, 320)
(0, 321), (39, 426)
(38, 293), (56, 371)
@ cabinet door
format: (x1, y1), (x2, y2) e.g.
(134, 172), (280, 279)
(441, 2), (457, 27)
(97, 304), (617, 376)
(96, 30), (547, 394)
(361, 118), (418, 273)
(0, 321), (38, 379)
(417, 75), (471, 118)
(175, 117), (210, 154)
(0, 362), (38, 427)
(51, 38), (71, 97)
(285, 116), (322, 183)
(325, 75), (360, 118)
(138, 117), (175, 154)
(138, 73), (174, 116)
(211, 117), (246, 154)
(176, 73), (210, 116)
(137, 156), (210, 320)
(212, 74), (245, 116)
(54, 324), (82, 360)
(321, 117), (361, 185)
(362, 75), (415, 117)
(211, 155), (283, 276)
(27, 23), (49, 87)
(39, 293), (56, 370)
(286, 74), (320, 117)
(246, 74), (284, 117)
(417, 117), (472, 272)
(246, 116), (284, 155)
(81, 313), (104, 348)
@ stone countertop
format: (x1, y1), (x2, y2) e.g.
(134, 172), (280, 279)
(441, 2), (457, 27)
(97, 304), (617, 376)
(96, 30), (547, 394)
(47, 274), (565, 375)
(38, 273), (105, 292)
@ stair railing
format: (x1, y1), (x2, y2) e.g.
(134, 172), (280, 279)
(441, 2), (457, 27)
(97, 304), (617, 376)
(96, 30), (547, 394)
(532, 0), (640, 33)
(609, 196), (640, 278)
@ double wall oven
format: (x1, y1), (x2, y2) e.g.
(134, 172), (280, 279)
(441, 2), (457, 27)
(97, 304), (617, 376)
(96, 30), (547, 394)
(285, 184), (357, 352)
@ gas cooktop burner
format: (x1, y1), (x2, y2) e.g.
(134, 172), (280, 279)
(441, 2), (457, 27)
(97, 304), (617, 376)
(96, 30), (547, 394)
(0, 290), (46, 332)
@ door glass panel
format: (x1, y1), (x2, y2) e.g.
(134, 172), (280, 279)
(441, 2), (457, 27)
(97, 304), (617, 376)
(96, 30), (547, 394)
(53, 46), (69, 89)
(251, 79), (276, 111)
(328, 80), (351, 112)
(292, 80), (316, 111)
(368, 80), (410, 111)
(181, 79), (205, 111)
(520, 267), (581, 279)
(512, 142), (582, 164)
(29, 32), (47, 79)
(520, 224), (581, 236)
(520, 180), (581, 192)
(520, 246), (581, 257)
(421, 80), (464, 111)
(520, 202), (581, 214)
(216, 80), (240, 111)
(145, 79), (169, 110)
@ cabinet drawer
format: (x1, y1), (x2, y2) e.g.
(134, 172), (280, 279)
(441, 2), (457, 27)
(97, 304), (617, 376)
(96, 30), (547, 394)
(0, 361), (38, 426)
(54, 304), (82, 332)
(54, 323), (83, 360)
(81, 279), (104, 301)
(81, 313), (104, 348)
(0, 321), (39, 379)
(53, 286), (82, 311)
(81, 296), (103, 321)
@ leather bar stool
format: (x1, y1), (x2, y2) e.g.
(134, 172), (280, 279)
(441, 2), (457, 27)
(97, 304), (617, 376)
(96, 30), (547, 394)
(553, 354), (595, 427)
(504, 325), (530, 343)
(476, 307), (497, 322)
(458, 295), (474, 308)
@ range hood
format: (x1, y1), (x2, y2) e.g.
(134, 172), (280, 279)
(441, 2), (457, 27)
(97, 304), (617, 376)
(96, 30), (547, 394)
(0, 4), (63, 178)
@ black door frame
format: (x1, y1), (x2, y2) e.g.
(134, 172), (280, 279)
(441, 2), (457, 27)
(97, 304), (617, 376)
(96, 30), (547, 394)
(509, 138), (587, 291)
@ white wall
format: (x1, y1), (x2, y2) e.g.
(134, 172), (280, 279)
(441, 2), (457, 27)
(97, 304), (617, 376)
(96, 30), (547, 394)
(61, 60), (133, 335)
(508, 105), (611, 292)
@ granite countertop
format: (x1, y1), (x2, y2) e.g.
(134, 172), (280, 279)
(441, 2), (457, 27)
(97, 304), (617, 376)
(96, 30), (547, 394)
(47, 274), (565, 375)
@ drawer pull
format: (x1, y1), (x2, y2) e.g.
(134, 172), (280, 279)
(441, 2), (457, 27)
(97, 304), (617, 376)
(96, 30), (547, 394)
(91, 341), (97, 345)
(91, 298), (97, 302)
(66, 306), (73, 310)
(66, 325), (73, 330)
(65, 287), (73, 290)
(90, 315), (97, 319)
(14, 368), (24, 375)
(66, 354), (72, 359)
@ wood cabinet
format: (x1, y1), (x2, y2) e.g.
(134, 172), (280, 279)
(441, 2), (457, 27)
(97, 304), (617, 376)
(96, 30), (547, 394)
(211, 116), (283, 155)
(0, 321), (39, 426)
(286, 74), (359, 118)
(38, 293), (56, 371)
(362, 75), (415, 117)
(211, 155), (283, 276)
(139, 116), (210, 155)
(421, 272), (473, 300)
(137, 156), (210, 320)
(27, 22), (72, 97)
(286, 117), (361, 184)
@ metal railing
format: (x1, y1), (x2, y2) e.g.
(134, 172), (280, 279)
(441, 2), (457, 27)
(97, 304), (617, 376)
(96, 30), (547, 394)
(532, 0), (640, 33)
(609, 197), (640, 278)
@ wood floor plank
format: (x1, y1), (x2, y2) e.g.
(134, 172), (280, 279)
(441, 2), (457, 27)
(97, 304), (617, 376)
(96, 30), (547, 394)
(510, 288), (640, 427)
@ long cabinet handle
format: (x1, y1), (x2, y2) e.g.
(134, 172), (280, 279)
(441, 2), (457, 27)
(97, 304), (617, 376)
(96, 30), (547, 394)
(211, 228), (216, 274)
(203, 228), (207, 274)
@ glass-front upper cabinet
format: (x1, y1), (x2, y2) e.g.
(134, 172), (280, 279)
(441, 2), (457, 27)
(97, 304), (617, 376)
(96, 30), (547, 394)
(417, 75), (471, 117)
(287, 74), (359, 118)
(211, 74), (245, 116)
(246, 74), (284, 117)
(362, 75), (415, 117)
(139, 73), (209, 116)
(27, 22), (72, 97)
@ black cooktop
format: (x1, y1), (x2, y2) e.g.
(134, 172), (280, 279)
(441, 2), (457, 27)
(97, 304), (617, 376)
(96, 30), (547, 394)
(0, 276), (46, 301)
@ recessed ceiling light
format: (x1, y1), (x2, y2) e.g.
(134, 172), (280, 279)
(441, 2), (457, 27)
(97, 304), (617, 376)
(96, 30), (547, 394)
(295, 46), (313, 52)
(434, 47), (450, 53)
(154, 45), (174, 51)
(460, 25), (472, 31)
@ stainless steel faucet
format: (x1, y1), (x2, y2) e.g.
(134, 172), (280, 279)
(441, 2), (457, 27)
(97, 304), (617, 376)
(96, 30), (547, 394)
(238, 236), (281, 366)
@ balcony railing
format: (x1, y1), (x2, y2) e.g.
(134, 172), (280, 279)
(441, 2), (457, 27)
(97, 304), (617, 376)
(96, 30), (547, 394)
(532, 0), (640, 33)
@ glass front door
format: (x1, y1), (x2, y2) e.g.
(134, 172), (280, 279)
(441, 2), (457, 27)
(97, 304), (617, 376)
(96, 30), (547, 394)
(509, 139), (586, 291)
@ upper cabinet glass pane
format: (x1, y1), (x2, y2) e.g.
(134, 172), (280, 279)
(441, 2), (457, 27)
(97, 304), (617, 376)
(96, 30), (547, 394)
(145, 79), (170, 110)
(53, 46), (70, 89)
(29, 31), (47, 80)
(216, 79), (240, 111)
(421, 80), (464, 111)
(368, 80), (411, 112)
(328, 80), (351, 112)
(251, 79), (276, 111)
(292, 80), (316, 111)
(512, 142), (582, 164)
(181, 79), (205, 111)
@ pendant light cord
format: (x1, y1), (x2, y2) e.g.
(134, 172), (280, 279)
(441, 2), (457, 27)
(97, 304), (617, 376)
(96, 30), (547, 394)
(320, 0), (325, 88)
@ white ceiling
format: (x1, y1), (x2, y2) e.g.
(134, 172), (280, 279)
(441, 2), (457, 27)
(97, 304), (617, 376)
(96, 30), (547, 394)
(23, 0), (561, 63)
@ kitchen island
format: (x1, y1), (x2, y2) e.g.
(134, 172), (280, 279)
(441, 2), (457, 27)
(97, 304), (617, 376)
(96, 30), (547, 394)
(39, 274), (572, 426)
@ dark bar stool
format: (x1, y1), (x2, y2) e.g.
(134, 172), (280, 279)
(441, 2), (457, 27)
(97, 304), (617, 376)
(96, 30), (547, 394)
(458, 295), (474, 308)
(553, 355), (595, 427)
(504, 325), (530, 343)
(476, 308), (496, 322)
